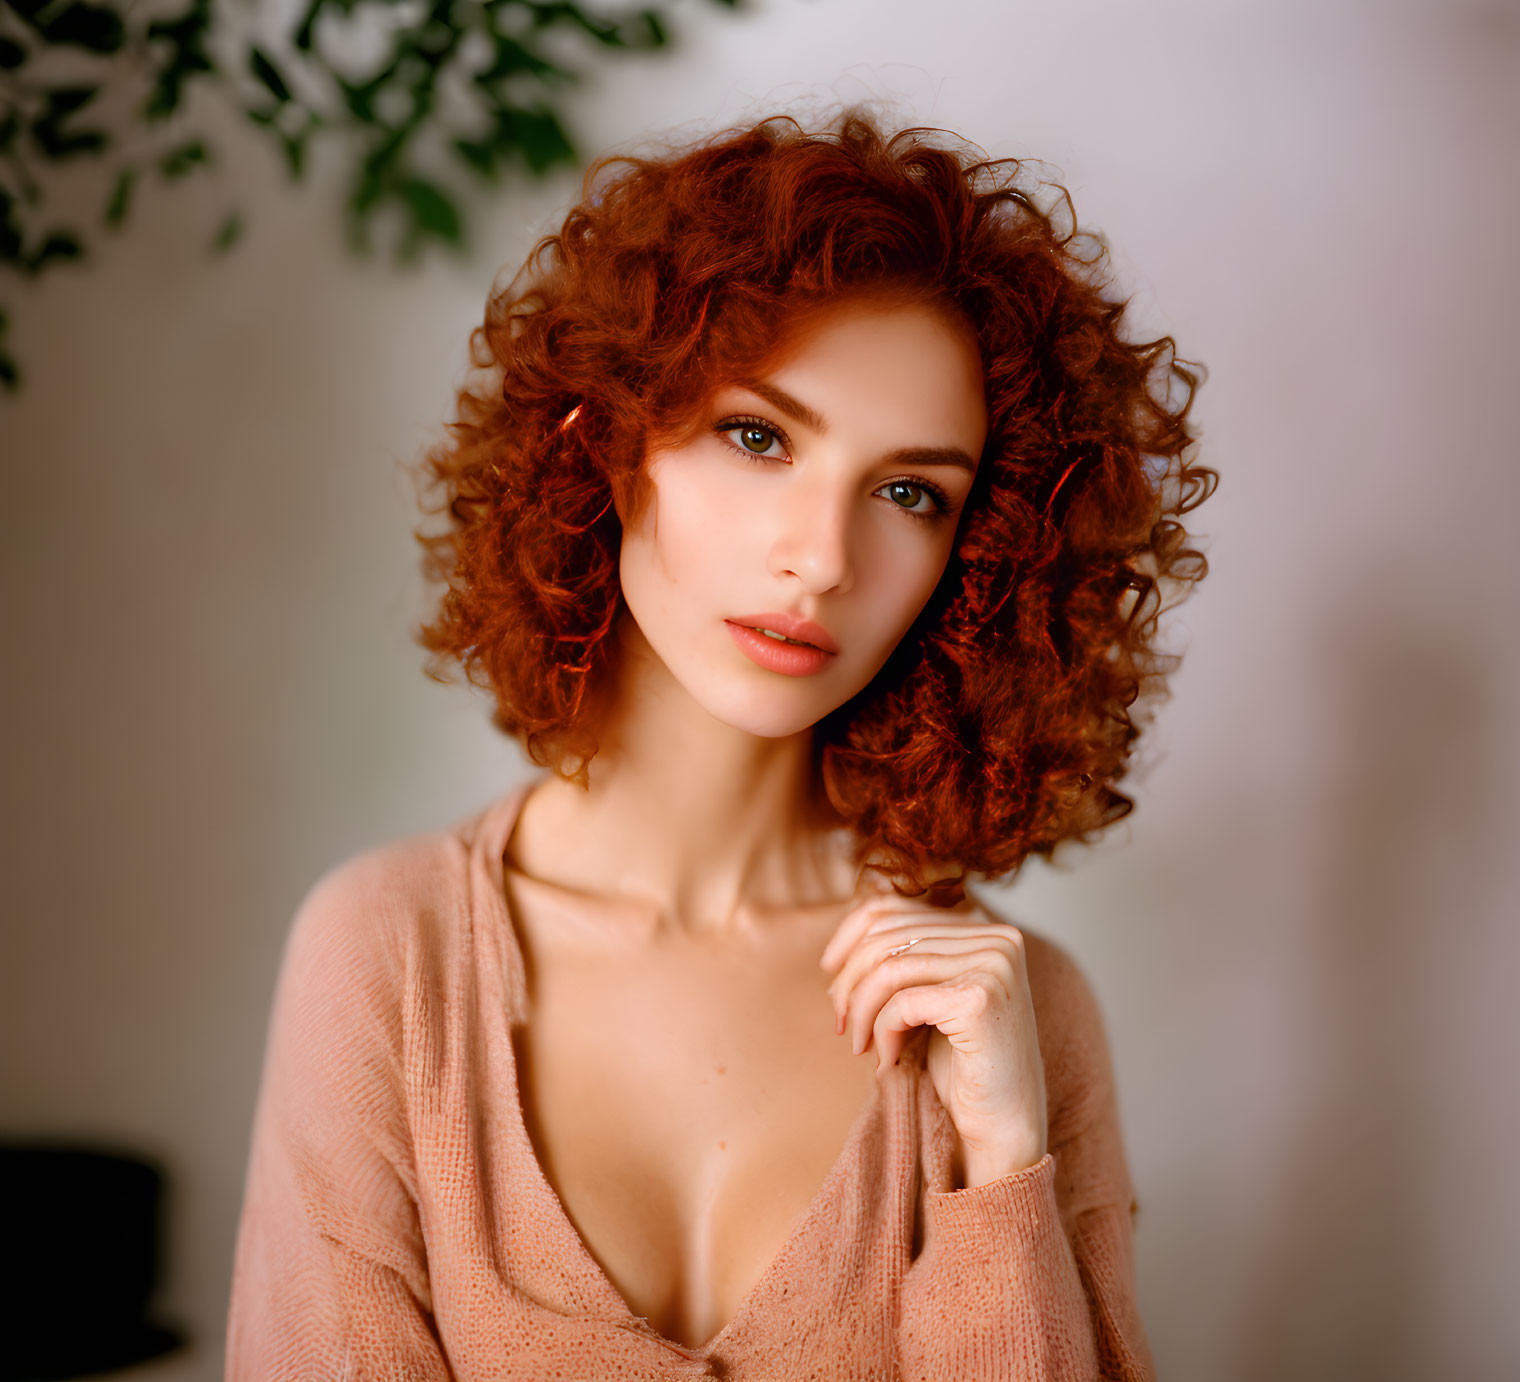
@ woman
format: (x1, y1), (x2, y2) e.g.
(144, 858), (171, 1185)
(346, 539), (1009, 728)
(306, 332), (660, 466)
(227, 110), (1213, 1380)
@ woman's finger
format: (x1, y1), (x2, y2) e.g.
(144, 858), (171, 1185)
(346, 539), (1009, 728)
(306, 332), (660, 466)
(818, 890), (935, 973)
(828, 925), (1018, 1032)
(830, 928), (971, 1036)
(843, 945), (1018, 1055)
(869, 979), (992, 1073)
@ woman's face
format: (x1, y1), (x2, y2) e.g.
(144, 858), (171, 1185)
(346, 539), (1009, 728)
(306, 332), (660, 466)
(617, 297), (988, 739)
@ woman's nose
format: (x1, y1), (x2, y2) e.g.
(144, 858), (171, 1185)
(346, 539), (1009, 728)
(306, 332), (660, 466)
(767, 478), (856, 597)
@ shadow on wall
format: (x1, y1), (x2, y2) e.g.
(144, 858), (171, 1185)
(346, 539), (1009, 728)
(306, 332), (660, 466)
(1234, 578), (1500, 1382)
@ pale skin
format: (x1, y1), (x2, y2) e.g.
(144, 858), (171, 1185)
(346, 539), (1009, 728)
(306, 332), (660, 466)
(504, 296), (1048, 1348)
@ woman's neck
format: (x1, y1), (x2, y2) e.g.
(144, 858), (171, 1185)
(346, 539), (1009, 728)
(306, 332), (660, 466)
(505, 620), (859, 940)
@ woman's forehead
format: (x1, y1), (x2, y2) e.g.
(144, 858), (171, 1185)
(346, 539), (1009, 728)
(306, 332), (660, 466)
(708, 294), (983, 399)
(710, 304), (989, 463)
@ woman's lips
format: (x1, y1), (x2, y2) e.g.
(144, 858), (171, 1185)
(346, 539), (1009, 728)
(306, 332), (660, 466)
(727, 612), (839, 654)
(725, 620), (836, 676)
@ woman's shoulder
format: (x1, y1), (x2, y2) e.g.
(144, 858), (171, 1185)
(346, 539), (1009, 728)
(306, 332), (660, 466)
(1022, 929), (1116, 1080)
(249, 819), (489, 1161)
(274, 803), (499, 1011)
(1019, 929), (1108, 1036)
(968, 895), (1107, 1034)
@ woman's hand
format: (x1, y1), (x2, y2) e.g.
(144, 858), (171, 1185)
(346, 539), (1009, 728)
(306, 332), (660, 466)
(820, 885), (1048, 1187)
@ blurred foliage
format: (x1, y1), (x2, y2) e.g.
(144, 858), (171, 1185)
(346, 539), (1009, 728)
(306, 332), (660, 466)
(0, 0), (739, 391)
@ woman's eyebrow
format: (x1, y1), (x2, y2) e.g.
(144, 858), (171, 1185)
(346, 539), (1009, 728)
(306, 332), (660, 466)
(731, 381), (978, 474)
(737, 380), (830, 434)
(881, 446), (978, 474)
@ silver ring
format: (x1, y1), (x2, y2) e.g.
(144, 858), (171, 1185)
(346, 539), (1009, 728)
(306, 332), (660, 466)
(885, 935), (925, 958)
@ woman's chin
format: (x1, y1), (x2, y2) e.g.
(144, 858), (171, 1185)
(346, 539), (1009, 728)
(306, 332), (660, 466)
(686, 682), (844, 741)
(709, 702), (829, 741)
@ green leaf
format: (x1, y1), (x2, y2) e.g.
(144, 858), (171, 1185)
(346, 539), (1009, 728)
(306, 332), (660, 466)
(26, 230), (84, 273)
(337, 76), (379, 123)
(360, 125), (407, 185)
(0, 37), (27, 70)
(32, 126), (109, 158)
(210, 211), (243, 254)
(0, 350), (19, 392)
(23, 1), (125, 54)
(143, 73), (179, 123)
(534, 3), (627, 47)
(250, 47), (292, 103)
(144, 5), (217, 122)
(41, 86), (101, 120)
(416, 18), (457, 59)
(145, 5), (215, 50)
(0, 190), (23, 259)
(497, 104), (575, 174)
(104, 167), (137, 227)
(350, 167), (385, 219)
(280, 132), (307, 180)
(627, 10), (668, 49)
(398, 177), (461, 244)
(30, 86), (108, 160)
(292, 0), (327, 53)
(476, 33), (571, 85)
(451, 136), (497, 181)
(158, 138), (210, 179)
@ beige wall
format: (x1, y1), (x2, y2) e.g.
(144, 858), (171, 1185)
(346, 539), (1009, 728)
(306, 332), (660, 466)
(4, 1), (1516, 1377)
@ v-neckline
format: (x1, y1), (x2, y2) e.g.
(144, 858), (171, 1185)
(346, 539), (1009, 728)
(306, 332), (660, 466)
(470, 775), (904, 1360)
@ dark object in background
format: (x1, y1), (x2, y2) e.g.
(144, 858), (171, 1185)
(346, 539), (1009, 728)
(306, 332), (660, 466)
(0, 1143), (185, 1380)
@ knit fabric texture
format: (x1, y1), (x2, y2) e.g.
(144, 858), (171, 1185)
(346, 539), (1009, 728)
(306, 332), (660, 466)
(227, 778), (1155, 1380)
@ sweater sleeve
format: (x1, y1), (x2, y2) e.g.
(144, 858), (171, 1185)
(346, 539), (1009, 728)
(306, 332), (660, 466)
(226, 854), (455, 1381)
(895, 940), (1155, 1381)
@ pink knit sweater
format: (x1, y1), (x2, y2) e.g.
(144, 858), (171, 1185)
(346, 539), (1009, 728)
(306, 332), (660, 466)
(227, 778), (1155, 1380)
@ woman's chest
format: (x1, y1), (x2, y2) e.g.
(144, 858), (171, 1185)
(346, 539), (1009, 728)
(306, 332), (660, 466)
(507, 906), (880, 1351)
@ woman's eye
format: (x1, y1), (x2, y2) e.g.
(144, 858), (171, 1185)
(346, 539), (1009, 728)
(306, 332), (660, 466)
(721, 423), (784, 458)
(880, 480), (938, 515)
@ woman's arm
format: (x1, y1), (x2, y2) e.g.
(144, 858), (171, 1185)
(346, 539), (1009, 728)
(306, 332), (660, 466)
(226, 856), (455, 1381)
(894, 941), (1154, 1381)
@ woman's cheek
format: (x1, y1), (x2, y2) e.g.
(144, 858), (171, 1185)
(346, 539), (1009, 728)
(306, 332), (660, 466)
(655, 463), (760, 571)
(861, 548), (949, 670)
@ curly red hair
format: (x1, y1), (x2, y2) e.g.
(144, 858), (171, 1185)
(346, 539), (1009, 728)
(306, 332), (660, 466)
(413, 110), (1216, 895)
